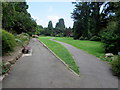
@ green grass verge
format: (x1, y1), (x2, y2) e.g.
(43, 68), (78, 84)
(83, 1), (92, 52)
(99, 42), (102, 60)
(54, 37), (105, 58)
(38, 36), (79, 74)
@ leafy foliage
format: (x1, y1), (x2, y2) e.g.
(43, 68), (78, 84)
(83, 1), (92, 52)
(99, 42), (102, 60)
(100, 21), (120, 54)
(72, 2), (120, 55)
(1, 29), (16, 55)
(48, 21), (53, 30)
(111, 56), (120, 76)
(41, 18), (67, 37)
(2, 2), (37, 34)
(54, 18), (66, 36)
(35, 25), (44, 35)
(72, 2), (103, 40)
(90, 36), (101, 41)
(15, 33), (30, 45)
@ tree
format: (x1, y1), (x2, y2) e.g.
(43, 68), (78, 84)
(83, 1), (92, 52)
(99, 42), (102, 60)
(55, 18), (65, 30)
(47, 21), (53, 35)
(35, 25), (44, 35)
(48, 21), (53, 30)
(55, 18), (65, 36)
(72, 2), (103, 39)
(2, 2), (37, 34)
(100, 2), (120, 54)
(64, 27), (73, 37)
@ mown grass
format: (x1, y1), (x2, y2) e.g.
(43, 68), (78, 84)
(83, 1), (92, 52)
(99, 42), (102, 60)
(54, 37), (105, 58)
(38, 36), (79, 74)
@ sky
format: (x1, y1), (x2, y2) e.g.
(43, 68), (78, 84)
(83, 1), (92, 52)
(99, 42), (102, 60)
(27, 2), (75, 28)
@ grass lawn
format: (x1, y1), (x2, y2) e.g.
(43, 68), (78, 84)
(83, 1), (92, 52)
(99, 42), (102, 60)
(38, 36), (79, 74)
(54, 37), (105, 58)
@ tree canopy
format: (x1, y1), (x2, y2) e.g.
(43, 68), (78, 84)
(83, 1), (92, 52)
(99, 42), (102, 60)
(2, 2), (37, 34)
(72, 2), (120, 54)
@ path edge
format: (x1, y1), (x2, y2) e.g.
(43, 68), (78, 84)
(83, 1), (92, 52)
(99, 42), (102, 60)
(1, 39), (30, 82)
(38, 39), (80, 77)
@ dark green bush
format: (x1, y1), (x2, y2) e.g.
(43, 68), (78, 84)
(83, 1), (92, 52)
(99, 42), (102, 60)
(79, 36), (84, 40)
(1, 29), (16, 55)
(90, 36), (101, 41)
(111, 56), (120, 76)
(84, 37), (89, 40)
(100, 21), (120, 54)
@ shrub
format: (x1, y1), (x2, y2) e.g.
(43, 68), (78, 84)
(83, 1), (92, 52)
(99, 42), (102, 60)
(1, 29), (16, 55)
(16, 33), (29, 43)
(90, 36), (101, 41)
(111, 56), (120, 76)
(84, 37), (89, 40)
(100, 21), (120, 54)
(79, 36), (84, 40)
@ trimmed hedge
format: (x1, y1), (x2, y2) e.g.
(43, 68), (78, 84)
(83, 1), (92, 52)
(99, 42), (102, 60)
(1, 29), (16, 55)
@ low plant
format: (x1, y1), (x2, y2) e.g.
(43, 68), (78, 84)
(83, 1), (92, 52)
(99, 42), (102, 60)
(16, 33), (30, 46)
(0, 62), (10, 74)
(111, 55), (120, 76)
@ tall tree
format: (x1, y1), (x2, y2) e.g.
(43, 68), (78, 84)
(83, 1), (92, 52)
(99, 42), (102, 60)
(54, 18), (65, 36)
(48, 21), (53, 30)
(100, 2), (120, 54)
(2, 2), (37, 34)
(55, 18), (65, 30)
(72, 2), (103, 39)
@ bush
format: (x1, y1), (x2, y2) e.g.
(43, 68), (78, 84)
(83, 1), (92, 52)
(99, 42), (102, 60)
(90, 36), (101, 41)
(15, 33), (30, 46)
(100, 21), (120, 54)
(1, 29), (16, 55)
(79, 36), (84, 40)
(16, 33), (29, 43)
(84, 37), (89, 40)
(111, 56), (120, 76)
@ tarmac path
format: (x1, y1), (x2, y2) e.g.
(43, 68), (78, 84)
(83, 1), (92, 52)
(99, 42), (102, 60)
(3, 38), (118, 88)
(51, 39), (118, 88)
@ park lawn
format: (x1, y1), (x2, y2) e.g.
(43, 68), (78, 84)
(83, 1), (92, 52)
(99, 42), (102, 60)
(54, 37), (105, 58)
(38, 36), (79, 74)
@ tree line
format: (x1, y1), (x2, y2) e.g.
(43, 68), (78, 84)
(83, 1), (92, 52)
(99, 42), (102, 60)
(36, 18), (73, 37)
(2, 1), (119, 54)
(71, 2), (120, 54)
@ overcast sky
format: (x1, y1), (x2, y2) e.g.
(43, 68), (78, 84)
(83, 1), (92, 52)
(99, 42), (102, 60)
(27, 2), (75, 28)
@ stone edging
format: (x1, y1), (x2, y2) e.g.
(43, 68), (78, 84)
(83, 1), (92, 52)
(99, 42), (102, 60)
(0, 40), (30, 81)
(38, 39), (80, 77)
(0, 50), (23, 82)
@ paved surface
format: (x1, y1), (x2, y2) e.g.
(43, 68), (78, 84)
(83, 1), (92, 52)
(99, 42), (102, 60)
(51, 39), (118, 88)
(3, 38), (118, 88)
(3, 38), (81, 88)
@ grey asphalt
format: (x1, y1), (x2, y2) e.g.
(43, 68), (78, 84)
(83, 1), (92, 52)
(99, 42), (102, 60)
(3, 38), (118, 88)
(51, 39), (118, 88)
(3, 38), (81, 88)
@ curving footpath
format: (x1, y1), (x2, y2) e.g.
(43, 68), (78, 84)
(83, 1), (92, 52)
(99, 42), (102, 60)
(3, 38), (118, 88)
(51, 39), (118, 88)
